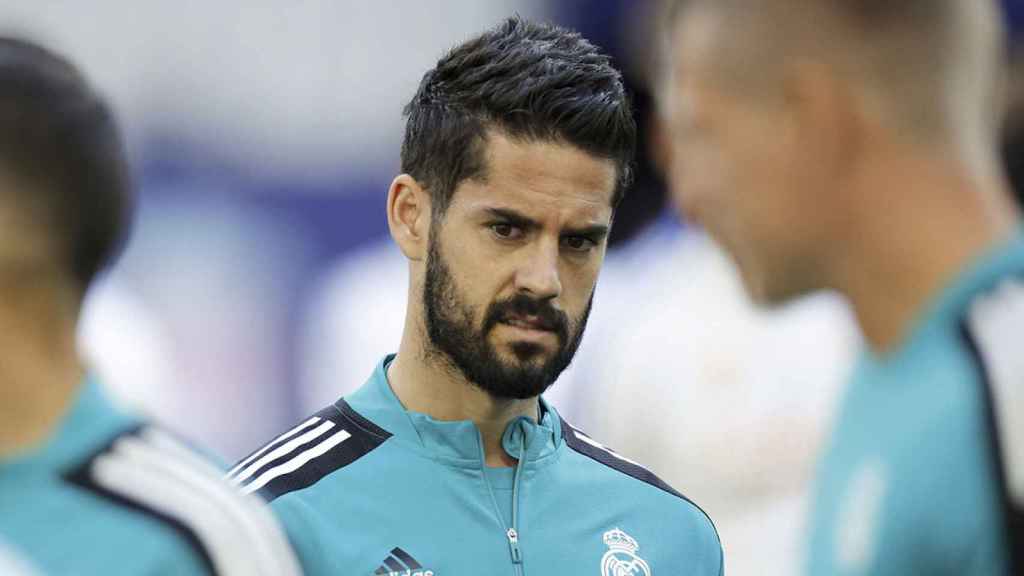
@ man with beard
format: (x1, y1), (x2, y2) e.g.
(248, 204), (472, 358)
(230, 16), (722, 576)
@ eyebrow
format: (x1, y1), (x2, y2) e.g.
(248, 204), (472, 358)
(483, 207), (610, 240)
(567, 223), (611, 240)
(484, 207), (539, 230)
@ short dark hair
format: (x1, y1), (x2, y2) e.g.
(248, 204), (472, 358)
(401, 16), (636, 215)
(0, 37), (131, 294)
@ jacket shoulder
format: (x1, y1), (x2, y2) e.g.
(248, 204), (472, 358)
(560, 418), (720, 536)
(228, 401), (391, 502)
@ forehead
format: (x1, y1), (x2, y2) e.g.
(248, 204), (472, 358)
(450, 131), (617, 223)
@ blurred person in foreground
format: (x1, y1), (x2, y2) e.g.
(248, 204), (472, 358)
(231, 17), (722, 575)
(0, 37), (301, 575)
(550, 2), (860, 574)
(666, 0), (1023, 574)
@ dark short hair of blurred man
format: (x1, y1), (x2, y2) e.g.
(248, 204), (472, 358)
(230, 16), (723, 576)
(666, 0), (1023, 574)
(0, 37), (301, 576)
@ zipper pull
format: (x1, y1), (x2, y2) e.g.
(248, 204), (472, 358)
(506, 528), (523, 564)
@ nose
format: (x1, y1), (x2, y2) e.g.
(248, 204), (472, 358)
(514, 239), (562, 301)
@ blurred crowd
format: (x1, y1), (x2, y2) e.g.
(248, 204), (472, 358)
(3, 1), (1019, 574)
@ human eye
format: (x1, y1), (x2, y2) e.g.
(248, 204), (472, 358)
(490, 222), (524, 240)
(561, 235), (597, 253)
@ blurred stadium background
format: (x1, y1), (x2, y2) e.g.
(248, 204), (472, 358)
(3, 1), (1022, 574)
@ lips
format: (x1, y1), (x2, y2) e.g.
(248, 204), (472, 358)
(501, 315), (556, 332)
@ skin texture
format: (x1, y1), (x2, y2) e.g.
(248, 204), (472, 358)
(0, 172), (83, 457)
(386, 130), (616, 467)
(666, 2), (1020, 353)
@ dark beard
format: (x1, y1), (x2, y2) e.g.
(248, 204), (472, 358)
(422, 228), (592, 400)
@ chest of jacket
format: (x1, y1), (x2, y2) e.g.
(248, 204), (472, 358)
(276, 448), (676, 576)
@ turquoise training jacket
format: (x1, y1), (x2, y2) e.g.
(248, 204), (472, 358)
(231, 355), (723, 575)
(0, 378), (301, 575)
(806, 230), (1024, 575)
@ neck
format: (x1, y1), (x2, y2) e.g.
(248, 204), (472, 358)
(0, 296), (83, 458)
(388, 314), (539, 468)
(831, 147), (1020, 354)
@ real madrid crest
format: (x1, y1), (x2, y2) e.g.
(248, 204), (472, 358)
(600, 528), (651, 576)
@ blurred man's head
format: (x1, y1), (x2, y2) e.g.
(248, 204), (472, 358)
(390, 17), (634, 399)
(0, 38), (131, 309)
(664, 0), (1007, 305)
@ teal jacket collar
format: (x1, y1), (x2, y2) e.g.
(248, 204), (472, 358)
(0, 376), (137, 475)
(342, 355), (563, 469)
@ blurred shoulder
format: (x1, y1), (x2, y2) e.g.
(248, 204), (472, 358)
(69, 424), (301, 576)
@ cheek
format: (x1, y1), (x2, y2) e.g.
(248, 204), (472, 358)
(438, 232), (505, 307)
(559, 260), (601, 309)
(765, 144), (822, 230)
(724, 115), (802, 220)
(736, 160), (827, 287)
(462, 265), (506, 313)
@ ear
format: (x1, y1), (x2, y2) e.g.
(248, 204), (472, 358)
(387, 174), (431, 262)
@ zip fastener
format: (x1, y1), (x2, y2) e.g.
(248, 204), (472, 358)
(478, 428), (527, 576)
(509, 438), (526, 575)
(507, 528), (522, 563)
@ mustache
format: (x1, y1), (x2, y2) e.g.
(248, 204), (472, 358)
(484, 294), (569, 340)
